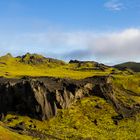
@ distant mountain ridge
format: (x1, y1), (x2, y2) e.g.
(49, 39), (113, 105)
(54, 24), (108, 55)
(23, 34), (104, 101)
(114, 62), (140, 72)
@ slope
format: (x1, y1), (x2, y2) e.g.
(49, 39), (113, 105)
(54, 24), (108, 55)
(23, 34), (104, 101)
(0, 53), (113, 79)
(114, 62), (140, 72)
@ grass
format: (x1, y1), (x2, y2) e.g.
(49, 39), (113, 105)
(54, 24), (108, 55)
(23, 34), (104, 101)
(114, 61), (140, 72)
(1, 74), (140, 139)
(2, 96), (140, 139)
(0, 122), (34, 140)
(113, 74), (140, 94)
(0, 54), (113, 79)
(108, 74), (140, 110)
(0, 54), (140, 139)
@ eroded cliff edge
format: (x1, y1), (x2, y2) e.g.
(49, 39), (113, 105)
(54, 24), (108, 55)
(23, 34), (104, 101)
(0, 76), (140, 120)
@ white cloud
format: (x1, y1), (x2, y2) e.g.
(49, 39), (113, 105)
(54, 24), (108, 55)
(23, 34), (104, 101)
(104, 0), (124, 11)
(87, 28), (140, 63)
(0, 28), (140, 64)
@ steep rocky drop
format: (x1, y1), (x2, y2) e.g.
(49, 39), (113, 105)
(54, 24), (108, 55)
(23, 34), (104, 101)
(0, 76), (140, 120)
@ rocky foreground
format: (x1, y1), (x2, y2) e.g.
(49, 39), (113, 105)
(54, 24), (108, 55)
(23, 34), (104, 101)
(0, 75), (140, 121)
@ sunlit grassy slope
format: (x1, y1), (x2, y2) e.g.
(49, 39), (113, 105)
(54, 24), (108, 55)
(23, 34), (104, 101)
(1, 53), (140, 139)
(0, 122), (34, 140)
(0, 53), (113, 79)
(3, 96), (140, 140)
(1, 74), (140, 139)
(114, 62), (140, 72)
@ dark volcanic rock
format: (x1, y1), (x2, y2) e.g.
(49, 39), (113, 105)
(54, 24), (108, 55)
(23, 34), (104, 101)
(69, 60), (110, 71)
(19, 53), (65, 65)
(0, 79), (57, 120)
(0, 76), (139, 120)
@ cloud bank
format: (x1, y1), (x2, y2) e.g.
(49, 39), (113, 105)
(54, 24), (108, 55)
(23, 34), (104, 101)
(0, 28), (140, 64)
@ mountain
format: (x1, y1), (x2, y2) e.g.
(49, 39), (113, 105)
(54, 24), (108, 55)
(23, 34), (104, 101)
(114, 62), (140, 72)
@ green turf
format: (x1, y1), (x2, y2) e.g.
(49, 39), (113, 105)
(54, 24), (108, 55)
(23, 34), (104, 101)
(0, 53), (113, 79)
(3, 96), (140, 140)
(0, 53), (140, 139)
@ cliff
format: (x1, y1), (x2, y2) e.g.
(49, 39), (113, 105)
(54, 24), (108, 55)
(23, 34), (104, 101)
(0, 76), (140, 121)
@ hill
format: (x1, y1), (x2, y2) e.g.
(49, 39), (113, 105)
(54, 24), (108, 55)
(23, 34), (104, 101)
(0, 53), (114, 79)
(0, 53), (140, 139)
(0, 75), (140, 139)
(114, 62), (140, 72)
(18, 53), (65, 65)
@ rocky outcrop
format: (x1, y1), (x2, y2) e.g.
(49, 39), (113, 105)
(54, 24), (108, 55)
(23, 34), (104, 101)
(0, 76), (140, 120)
(69, 60), (110, 71)
(19, 53), (65, 65)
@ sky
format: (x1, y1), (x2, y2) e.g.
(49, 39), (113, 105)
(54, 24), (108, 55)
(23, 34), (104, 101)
(0, 0), (140, 64)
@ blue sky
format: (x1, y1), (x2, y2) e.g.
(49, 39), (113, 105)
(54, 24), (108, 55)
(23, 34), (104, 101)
(0, 0), (140, 64)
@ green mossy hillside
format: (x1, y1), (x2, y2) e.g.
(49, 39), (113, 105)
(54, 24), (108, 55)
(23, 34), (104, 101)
(2, 96), (140, 139)
(0, 53), (114, 79)
(0, 53), (140, 139)
(114, 62), (140, 72)
(0, 122), (34, 140)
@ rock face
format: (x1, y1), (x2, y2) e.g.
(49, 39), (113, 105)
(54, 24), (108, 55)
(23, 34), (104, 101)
(69, 60), (110, 71)
(19, 53), (65, 65)
(0, 76), (140, 120)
